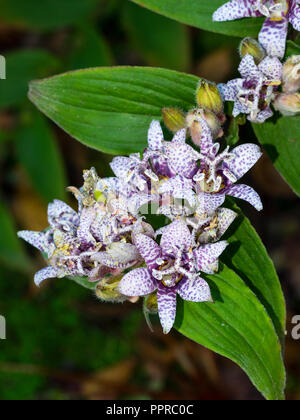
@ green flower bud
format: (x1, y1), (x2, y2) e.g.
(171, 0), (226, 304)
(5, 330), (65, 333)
(143, 292), (158, 332)
(273, 92), (300, 116)
(162, 107), (186, 133)
(144, 292), (158, 314)
(282, 55), (300, 93)
(239, 37), (266, 64)
(195, 80), (223, 115)
(96, 276), (125, 302)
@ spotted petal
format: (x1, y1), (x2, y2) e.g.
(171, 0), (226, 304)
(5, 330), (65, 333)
(218, 79), (241, 101)
(17, 230), (48, 253)
(134, 234), (161, 269)
(238, 54), (260, 79)
(227, 143), (262, 180)
(160, 220), (192, 254)
(258, 18), (289, 58)
(213, 0), (259, 22)
(177, 276), (212, 302)
(214, 208), (238, 240)
(290, 3), (300, 31)
(159, 176), (195, 207)
(165, 142), (199, 179)
(227, 184), (263, 211)
(172, 128), (187, 144)
(148, 120), (164, 151)
(110, 156), (134, 179)
(196, 192), (226, 215)
(258, 56), (283, 80)
(253, 107), (273, 123)
(34, 266), (58, 286)
(198, 117), (214, 156)
(77, 207), (96, 245)
(233, 99), (251, 117)
(48, 199), (78, 228)
(118, 267), (157, 296)
(194, 241), (228, 273)
(157, 282), (177, 334)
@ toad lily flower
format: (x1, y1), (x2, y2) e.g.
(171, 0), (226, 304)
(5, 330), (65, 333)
(219, 53), (283, 122)
(213, 0), (300, 58)
(18, 168), (153, 287)
(160, 142), (263, 215)
(119, 220), (228, 333)
(110, 121), (199, 214)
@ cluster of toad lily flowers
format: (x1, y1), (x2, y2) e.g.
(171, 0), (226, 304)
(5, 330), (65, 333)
(18, 1), (300, 334)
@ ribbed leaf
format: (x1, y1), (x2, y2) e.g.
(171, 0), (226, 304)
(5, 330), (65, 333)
(253, 116), (300, 197)
(222, 200), (286, 345)
(28, 67), (198, 154)
(175, 265), (285, 400)
(130, 0), (264, 37)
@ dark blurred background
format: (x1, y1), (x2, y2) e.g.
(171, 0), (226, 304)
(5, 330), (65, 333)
(0, 0), (299, 400)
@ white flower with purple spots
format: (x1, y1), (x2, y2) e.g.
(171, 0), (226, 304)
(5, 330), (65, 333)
(160, 141), (263, 215)
(219, 53), (283, 122)
(213, 0), (300, 58)
(18, 169), (151, 287)
(119, 220), (228, 334)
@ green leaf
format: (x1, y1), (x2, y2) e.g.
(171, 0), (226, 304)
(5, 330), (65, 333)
(69, 276), (97, 291)
(122, 2), (191, 71)
(28, 67), (198, 155)
(222, 200), (286, 345)
(175, 265), (285, 400)
(130, 0), (264, 38)
(0, 201), (31, 272)
(285, 39), (300, 57)
(0, 0), (98, 30)
(15, 109), (67, 203)
(29, 66), (285, 343)
(0, 49), (60, 109)
(253, 116), (300, 197)
(67, 23), (114, 71)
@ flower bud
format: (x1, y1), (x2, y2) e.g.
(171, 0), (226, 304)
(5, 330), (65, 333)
(186, 108), (223, 145)
(239, 37), (266, 64)
(273, 92), (300, 116)
(96, 276), (126, 302)
(196, 80), (223, 115)
(144, 292), (158, 314)
(162, 107), (186, 133)
(282, 55), (300, 93)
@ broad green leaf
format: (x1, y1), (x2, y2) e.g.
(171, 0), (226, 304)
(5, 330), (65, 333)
(28, 67), (198, 154)
(0, 0), (98, 30)
(29, 66), (285, 344)
(15, 109), (67, 204)
(130, 0), (264, 38)
(0, 201), (31, 272)
(0, 49), (59, 109)
(253, 116), (300, 197)
(122, 2), (191, 71)
(175, 265), (285, 400)
(222, 200), (286, 345)
(67, 23), (114, 71)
